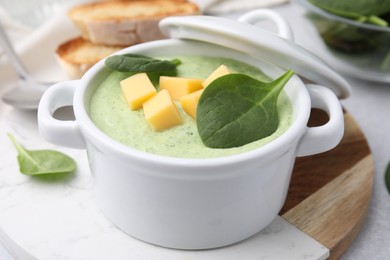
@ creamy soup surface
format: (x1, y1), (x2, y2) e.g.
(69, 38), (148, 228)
(89, 56), (293, 158)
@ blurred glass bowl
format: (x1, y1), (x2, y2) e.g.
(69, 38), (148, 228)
(298, 0), (390, 82)
(0, 0), (89, 28)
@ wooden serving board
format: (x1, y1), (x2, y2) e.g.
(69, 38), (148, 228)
(281, 109), (374, 259)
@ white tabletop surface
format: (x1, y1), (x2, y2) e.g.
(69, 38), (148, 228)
(0, 1), (389, 259)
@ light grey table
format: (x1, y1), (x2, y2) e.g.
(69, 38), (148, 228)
(1, 1), (389, 259)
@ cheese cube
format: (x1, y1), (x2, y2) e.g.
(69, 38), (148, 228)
(120, 73), (157, 110)
(160, 76), (203, 100)
(143, 89), (183, 131)
(202, 65), (231, 87)
(180, 89), (204, 120)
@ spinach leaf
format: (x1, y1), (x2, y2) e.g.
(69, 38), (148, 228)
(196, 70), (294, 148)
(309, 0), (390, 16)
(122, 54), (181, 66)
(7, 133), (76, 176)
(105, 55), (178, 74)
(308, 0), (390, 26)
(123, 54), (151, 59)
(170, 58), (182, 66)
(386, 161), (390, 195)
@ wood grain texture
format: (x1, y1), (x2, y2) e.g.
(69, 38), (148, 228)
(281, 110), (374, 260)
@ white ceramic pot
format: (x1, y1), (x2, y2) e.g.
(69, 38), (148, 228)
(38, 10), (347, 250)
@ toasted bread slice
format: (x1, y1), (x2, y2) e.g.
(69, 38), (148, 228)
(68, 0), (200, 47)
(56, 36), (122, 79)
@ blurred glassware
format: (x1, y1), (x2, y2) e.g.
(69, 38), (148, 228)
(0, 0), (89, 28)
(0, 22), (53, 109)
(298, 0), (390, 82)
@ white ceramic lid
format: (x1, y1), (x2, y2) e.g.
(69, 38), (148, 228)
(159, 14), (351, 99)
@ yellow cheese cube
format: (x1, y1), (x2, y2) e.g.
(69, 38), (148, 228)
(120, 73), (157, 110)
(202, 65), (231, 87)
(143, 89), (183, 131)
(180, 89), (204, 120)
(160, 76), (203, 100)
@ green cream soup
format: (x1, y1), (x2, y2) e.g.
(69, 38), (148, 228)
(89, 56), (293, 158)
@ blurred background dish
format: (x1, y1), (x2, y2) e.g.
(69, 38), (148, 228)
(298, 0), (390, 82)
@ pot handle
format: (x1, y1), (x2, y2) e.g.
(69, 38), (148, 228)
(297, 84), (344, 157)
(38, 81), (86, 149)
(238, 9), (293, 40)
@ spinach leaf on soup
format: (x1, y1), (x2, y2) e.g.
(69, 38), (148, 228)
(105, 54), (181, 85)
(105, 54), (179, 74)
(196, 70), (294, 149)
(7, 133), (76, 176)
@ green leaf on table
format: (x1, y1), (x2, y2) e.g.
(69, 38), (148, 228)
(385, 161), (390, 195)
(105, 54), (179, 74)
(7, 133), (76, 176)
(196, 70), (294, 148)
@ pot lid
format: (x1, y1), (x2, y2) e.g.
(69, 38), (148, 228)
(159, 14), (351, 99)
